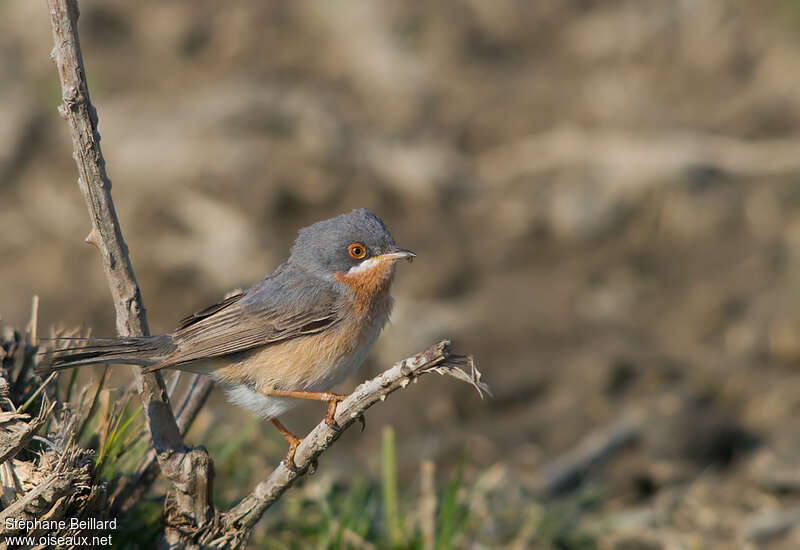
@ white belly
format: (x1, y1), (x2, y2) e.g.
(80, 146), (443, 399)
(222, 386), (299, 419)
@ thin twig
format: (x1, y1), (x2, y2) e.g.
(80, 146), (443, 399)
(18, 373), (56, 414)
(26, 296), (39, 347)
(47, 0), (212, 528)
(419, 460), (436, 550)
(175, 375), (215, 436)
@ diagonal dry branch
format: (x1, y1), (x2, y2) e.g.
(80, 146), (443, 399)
(46, 0), (212, 528)
(0, 404), (54, 466)
(185, 340), (488, 548)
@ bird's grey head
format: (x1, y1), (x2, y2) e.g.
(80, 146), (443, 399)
(289, 209), (413, 277)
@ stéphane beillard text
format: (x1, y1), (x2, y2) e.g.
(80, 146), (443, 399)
(5, 517), (117, 531)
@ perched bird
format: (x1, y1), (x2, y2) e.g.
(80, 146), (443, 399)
(40, 208), (414, 465)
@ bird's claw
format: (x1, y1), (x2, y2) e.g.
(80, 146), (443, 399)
(280, 435), (303, 472)
(281, 456), (301, 473)
(325, 416), (342, 431)
(324, 395), (346, 430)
(282, 445), (319, 474)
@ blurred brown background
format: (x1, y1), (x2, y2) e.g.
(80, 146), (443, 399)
(3, 1), (800, 547)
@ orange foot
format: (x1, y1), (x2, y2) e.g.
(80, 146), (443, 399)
(261, 389), (348, 430)
(323, 394), (346, 429)
(271, 417), (302, 470)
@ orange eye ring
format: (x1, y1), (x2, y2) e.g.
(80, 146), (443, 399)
(348, 243), (366, 259)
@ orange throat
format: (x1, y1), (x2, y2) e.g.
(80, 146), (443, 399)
(335, 259), (395, 316)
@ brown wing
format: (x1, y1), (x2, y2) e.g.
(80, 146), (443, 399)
(175, 291), (246, 331)
(145, 267), (344, 371)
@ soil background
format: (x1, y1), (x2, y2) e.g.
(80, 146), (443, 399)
(2, 1), (800, 547)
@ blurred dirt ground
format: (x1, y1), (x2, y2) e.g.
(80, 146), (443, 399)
(3, 1), (800, 547)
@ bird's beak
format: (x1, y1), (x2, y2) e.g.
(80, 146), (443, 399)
(378, 247), (415, 263)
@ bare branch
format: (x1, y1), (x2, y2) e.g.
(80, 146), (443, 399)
(46, 0), (211, 526)
(175, 376), (216, 436)
(183, 340), (487, 548)
(0, 404), (54, 466)
(112, 376), (215, 515)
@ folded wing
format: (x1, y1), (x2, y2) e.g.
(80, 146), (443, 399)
(145, 264), (344, 371)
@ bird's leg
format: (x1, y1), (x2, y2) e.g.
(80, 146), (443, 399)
(261, 389), (347, 429)
(271, 417), (302, 470)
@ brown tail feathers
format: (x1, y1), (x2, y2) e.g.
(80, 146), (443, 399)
(36, 335), (174, 375)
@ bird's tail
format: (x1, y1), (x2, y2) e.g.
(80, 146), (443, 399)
(36, 335), (174, 375)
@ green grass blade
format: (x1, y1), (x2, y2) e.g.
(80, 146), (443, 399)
(18, 372), (55, 414)
(96, 403), (142, 477)
(435, 461), (464, 550)
(76, 365), (109, 443)
(64, 367), (79, 403)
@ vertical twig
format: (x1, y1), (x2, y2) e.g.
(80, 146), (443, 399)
(419, 460), (436, 550)
(46, 0), (214, 534)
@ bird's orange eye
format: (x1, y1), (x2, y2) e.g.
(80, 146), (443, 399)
(348, 243), (366, 259)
